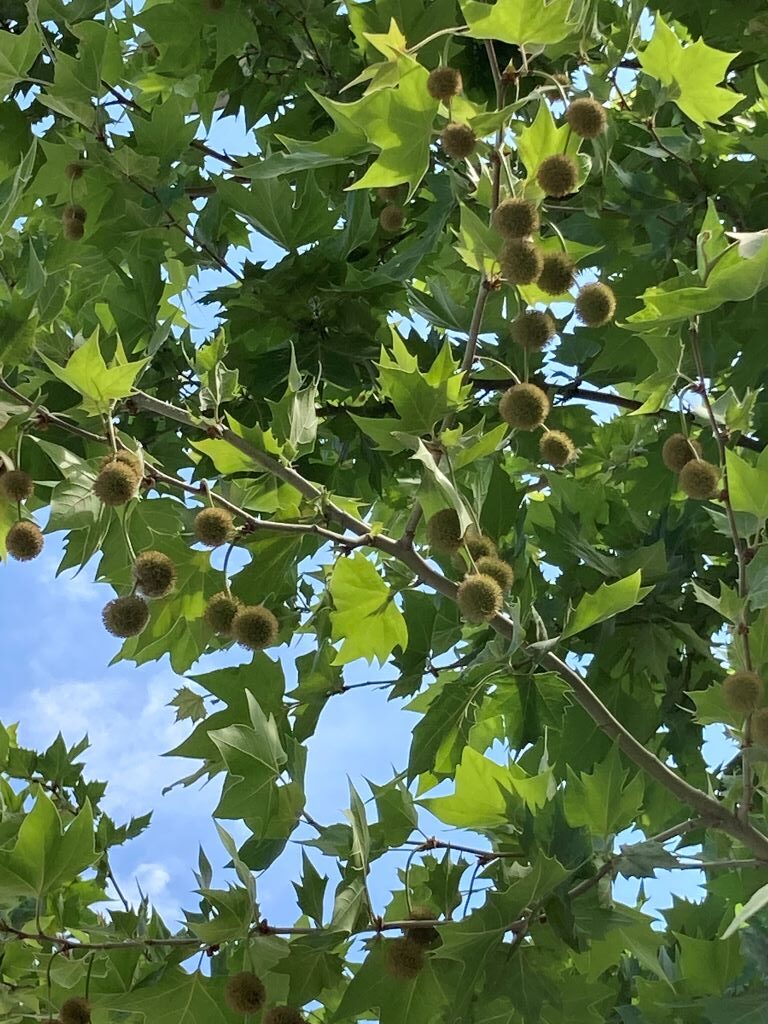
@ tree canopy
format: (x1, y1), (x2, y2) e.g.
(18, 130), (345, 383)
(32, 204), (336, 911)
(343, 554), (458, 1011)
(3, 0), (768, 1021)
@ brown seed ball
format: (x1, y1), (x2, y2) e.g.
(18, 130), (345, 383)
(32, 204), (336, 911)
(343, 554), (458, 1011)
(678, 459), (720, 500)
(500, 239), (543, 285)
(101, 450), (143, 481)
(204, 591), (241, 635)
(752, 707), (768, 746)
(575, 282), (616, 326)
(457, 574), (504, 624)
(566, 98), (607, 139)
(133, 550), (176, 598)
(536, 154), (579, 197)
(405, 905), (440, 947)
(464, 532), (497, 560)
(379, 204), (405, 232)
(224, 972), (266, 1015)
(102, 595), (150, 638)
(476, 555), (514, 593)
(65, 162), (84, 179)
(93, 463), (137, 507)
(63, 203), (87, 223)
(510, 310), (556, 350)
(662, 434), (702, 473)
(263, 1008), (305, 1024)
(427, 66), (462, 101)
(723, 671), (763, 714)
(539, 430), (577, 467)
(376, 185), (404, 202)
(493, 198), (540, 239)
(426, 508), (463, 554)
(63, 217), (85, 240)
(499, 383), (550, 430)
(385, 937), (425, 980)
(194, 507), (234, 547)
(232, 605), (279, 651)
(60, 998), (91, 1024)
(6, 521), (44, 561)
(537, 253), (576, 296)
(441, 122), (476, 159)
(0, 469), (34, 502)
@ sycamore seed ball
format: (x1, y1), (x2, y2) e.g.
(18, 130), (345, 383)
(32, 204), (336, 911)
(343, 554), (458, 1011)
(500, 239), (543, 285)
(427, 66), (462, 101)
(464, 531), (497, 560)
(537, 253), (575, 296)
(493, 198), (540, 239)
(60, 998), (91, 1024)
(63, 217), (84, 240)
(62, 204), (86, 240)
(380, 204), (405, 233)
(426, 507), (463, 554)
(539, 430), (577, 467)
(678, 459), (720, 500)
(204, 591), (241, 635)
(194, 507), (234, 547)
(458, 574), (504, 624)
(102, 450), (143, 480)
(536, 154), (579, 198)
(575, 282), (616, 326)
(662, 433), (702, 473)
(232, 605), (279, 651)
(441, 122), (476, 159)
(263, 1008), (305, 1024)
(499, 383), (550, 430)
(566, 97), (607, 139)
(752, 708), (768, 746)
(377, 185), (404, 202)
(65, 161), (84, 179)
(386, 937), (425, 980)
(6, 521), (44, 561)
(510, 310), (556, 350)
(0, 469), (34, 502)
(224, 972), (266, 1015)
(405, 905), (440, 947)
(723, 671), (763, 714)
(476, 555), (514, 593)
(133, 550), (176, 598)
(94, 463), (138, 507)
(102, 595), (150, 638)
(63, 203), (86, 223)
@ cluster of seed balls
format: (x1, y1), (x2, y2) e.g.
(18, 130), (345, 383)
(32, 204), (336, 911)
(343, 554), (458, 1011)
(223, 972), (304, 1022)
(62, 162), (87, 240)
(661, 432), (721, 500)
(384, 905), (442, 979)
(721, 670), (768, 746)
(2, 452), (279, 651)
(496, 381), (576, 468)
(425, 508), (514, 625)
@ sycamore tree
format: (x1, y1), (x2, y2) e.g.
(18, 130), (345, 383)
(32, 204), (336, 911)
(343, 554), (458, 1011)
(4, 0), (768, 1020)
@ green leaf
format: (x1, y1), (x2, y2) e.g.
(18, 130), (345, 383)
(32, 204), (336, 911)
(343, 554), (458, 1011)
(168, 687), (208, 724)
(0, 23), (41, 95)
(329, 553), (408, 665)
(216, 173), (339, 251)
(459, 0), (577, 45)
(41, 332), (148, 413)
(726, 448), (768, 521)
(721, 881), (768, 939)
(562, 571), (651, 639)
(107, 971), (244, 1024)
(615, 840), (679, 879)
(293, 851), (327, 927)
(563, 746), (644, 836)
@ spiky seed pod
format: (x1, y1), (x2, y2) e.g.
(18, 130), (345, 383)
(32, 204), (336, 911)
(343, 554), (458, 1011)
(723, 671), (763, 714)
(566, 98), (607, 139)
(537, 253), (575, 296)
(6, 521), (44, 561)
(232, 605), (279, 651)
(133, 551), (176, 598)
(441, 122), (476, 159)
(194, 507), (234, 547)
(427, 66), (462, 101)
(263, 1008), (305, 1024)
(510, 310), (556, 350)
(662, 434), (702, 473)
(678, 459), (720, 500)
(426, 508), (463, 554)
(405, 905), (440, 947)
(493, 198), (540, 239)
(93, 463), (138, 507)
(0, 469), (34, 502)
(385, 937), (425, 980)
(224, 972), (266, 1015)
(379, 204), (405, 233)
(65, 162), (84, 179)
(102, 595), (150, 638)
(457, 574), (503, 624)
(543, 72), (571, 97)
(499, 383), (550, 430)
(752, 707), (768, 746)
(376, 185), (404, 202)
(476, 555), (514, 593)
(575, 282), (616, 326)
(60, 998), (91, 1024)
(536, 154), (579, 197)
(63, 203), (87, 223)
(62, 217), (84, 240)
(101, 449), (143, 480)
(539, 430), (577, 467)
(204, 592), (241, 635)
(500, 239), (543, 285)
(464, 531), (497, 560)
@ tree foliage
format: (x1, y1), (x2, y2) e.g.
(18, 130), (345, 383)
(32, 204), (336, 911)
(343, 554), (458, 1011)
(2, 0), (768, 1021)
